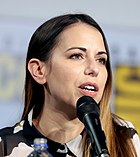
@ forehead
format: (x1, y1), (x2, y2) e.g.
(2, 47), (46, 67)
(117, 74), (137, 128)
(57, 23), (105, 50)
(60, 23), (102, 38)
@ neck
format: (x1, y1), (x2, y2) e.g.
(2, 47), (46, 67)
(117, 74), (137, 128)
(33, 107), (84, 144)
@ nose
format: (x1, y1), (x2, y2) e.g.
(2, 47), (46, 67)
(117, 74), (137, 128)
(84, 60), (99, 77)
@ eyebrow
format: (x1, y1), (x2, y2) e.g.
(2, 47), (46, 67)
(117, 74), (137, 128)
(97, 51), (108, 56)
(66, 47), (87, 52)
(66, 47), (108, 56)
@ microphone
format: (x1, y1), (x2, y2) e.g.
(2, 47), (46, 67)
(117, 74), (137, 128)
(76, 96), (110, 157)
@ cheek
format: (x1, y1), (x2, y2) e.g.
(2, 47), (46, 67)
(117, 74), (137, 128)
(49, 65), (75, 85)
(52, 61), (80, 81)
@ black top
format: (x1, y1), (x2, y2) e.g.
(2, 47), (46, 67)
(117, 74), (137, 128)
(0, 119), (78, 157)
(0, 118), (138, 157)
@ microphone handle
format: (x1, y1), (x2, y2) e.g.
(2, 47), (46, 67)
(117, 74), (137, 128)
(83, 114), (110, 157)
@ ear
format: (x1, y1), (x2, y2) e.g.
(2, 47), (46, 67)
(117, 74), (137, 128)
(28, 58), (47, 84)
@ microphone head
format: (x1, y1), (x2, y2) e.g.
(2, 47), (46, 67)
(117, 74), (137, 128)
(76, 96), (100, 122)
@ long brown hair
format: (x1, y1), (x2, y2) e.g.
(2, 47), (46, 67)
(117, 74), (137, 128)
(21, 13), (137, 156)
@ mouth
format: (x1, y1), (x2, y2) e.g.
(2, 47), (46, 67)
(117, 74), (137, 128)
(80, 85), (97, 92)
(79, 82), (98, 95)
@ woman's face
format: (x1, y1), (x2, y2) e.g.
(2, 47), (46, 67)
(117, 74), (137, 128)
(44, 23), (108, 116)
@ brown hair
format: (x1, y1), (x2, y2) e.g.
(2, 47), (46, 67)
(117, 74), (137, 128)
(21, 13), (137, 156)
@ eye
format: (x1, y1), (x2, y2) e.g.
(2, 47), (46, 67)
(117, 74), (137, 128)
(69, 53), (83, 60)
(97, 57), (107, 65)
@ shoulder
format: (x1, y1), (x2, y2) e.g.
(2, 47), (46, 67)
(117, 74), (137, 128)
(113, 115), (137, 137)
(124, 121), (140, 156)
(117, 119), (139, 138)
(0, 121), (27, 156)
(0, 121), (24, 140)
(0, 126), (14, 156)
(0, 125), (14, 137)
(114, 116), (140, 155)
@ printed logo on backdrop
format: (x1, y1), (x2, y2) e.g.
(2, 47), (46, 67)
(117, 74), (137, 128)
(114, 65), (140, 134)
(114, 65), (140, 109)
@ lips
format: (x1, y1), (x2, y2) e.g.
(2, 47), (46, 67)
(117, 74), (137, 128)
(78, 82), (98, 97)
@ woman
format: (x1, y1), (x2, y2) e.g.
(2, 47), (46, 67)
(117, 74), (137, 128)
(0, 13), (140, 157)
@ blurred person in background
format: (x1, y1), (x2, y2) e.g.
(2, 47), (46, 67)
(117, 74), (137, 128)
(0, 13), (140, 157)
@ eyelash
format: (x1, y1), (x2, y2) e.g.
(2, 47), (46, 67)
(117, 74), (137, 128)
(69, 53), (83, 59)
(97, 57), (107, 65)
